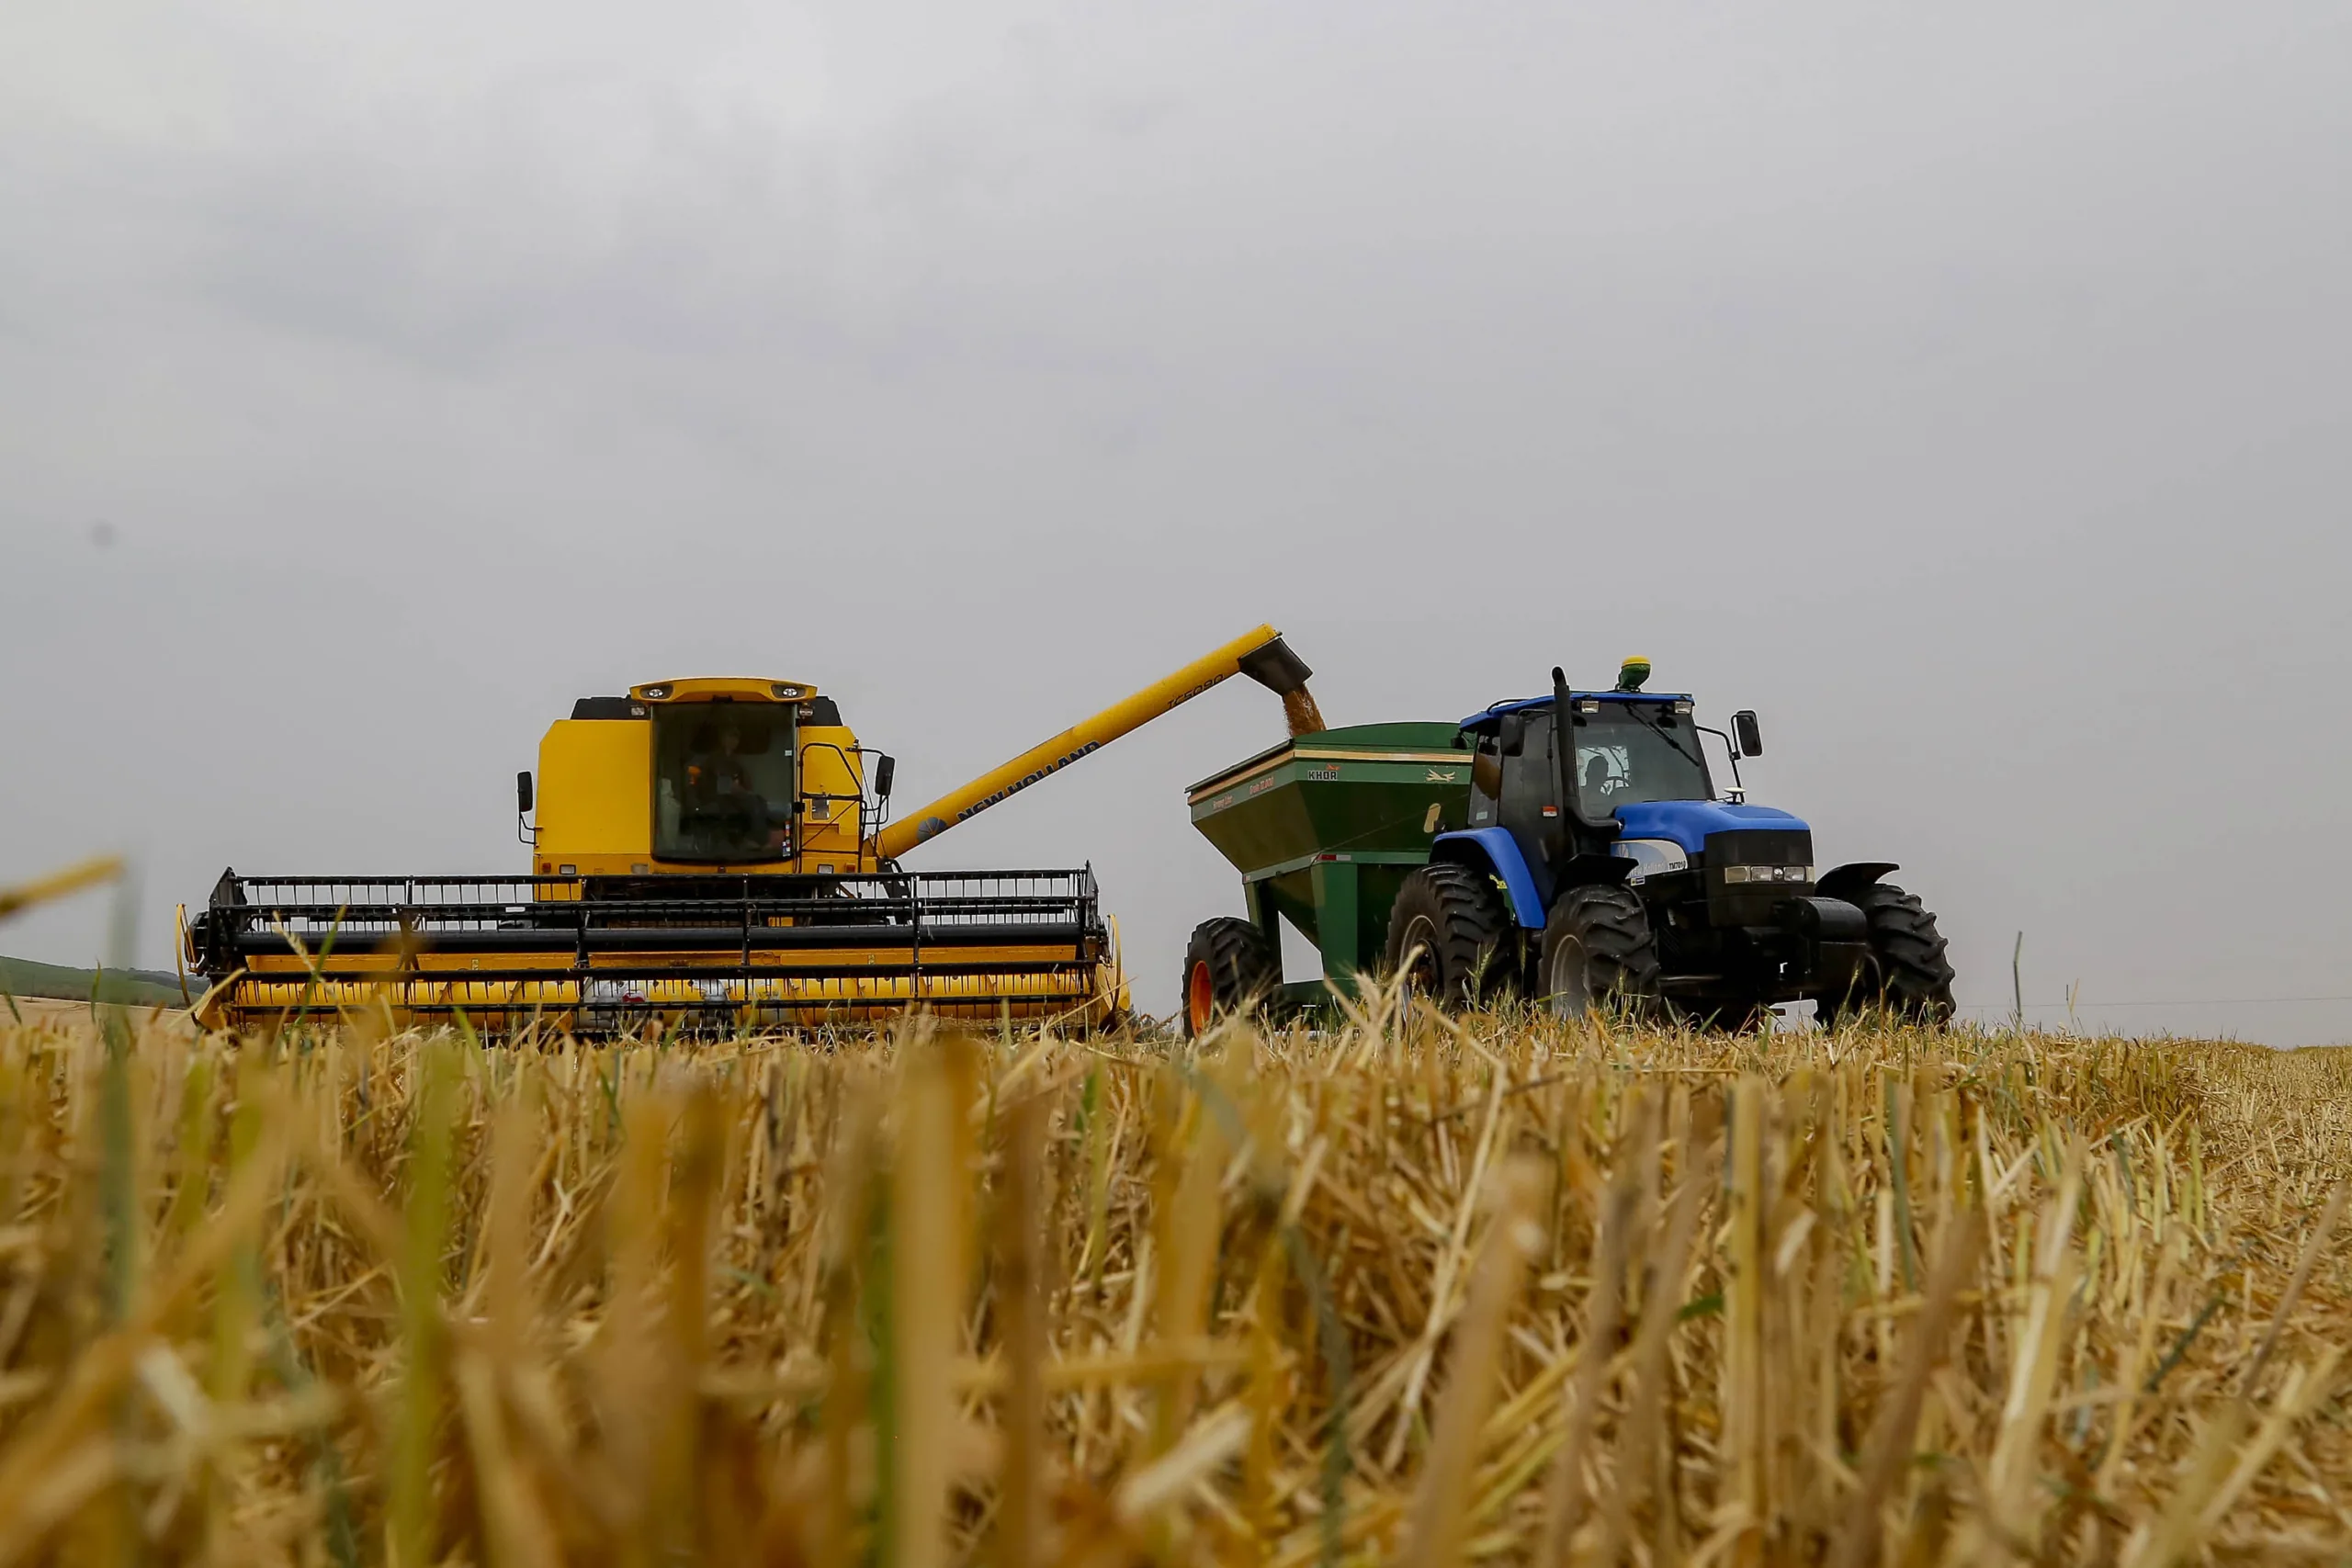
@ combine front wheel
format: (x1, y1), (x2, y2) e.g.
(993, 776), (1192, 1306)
(1539, 885), (1666, 1021)
(1824, 883), (1956, 1025)
(1182, 918), (1281, 1039)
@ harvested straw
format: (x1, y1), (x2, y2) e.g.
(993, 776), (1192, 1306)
(0, 1000), (2347, 1564)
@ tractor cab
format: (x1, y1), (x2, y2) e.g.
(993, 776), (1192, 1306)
(1461, 690), (1717, 855)
(1451, 660), (1789, 915)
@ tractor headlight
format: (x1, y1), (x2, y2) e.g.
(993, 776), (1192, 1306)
(1723, 863), (1815, 885)
(1610, 839), (1688, 884)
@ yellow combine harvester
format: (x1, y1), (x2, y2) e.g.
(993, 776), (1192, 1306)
(185, 626), (1318, 1032)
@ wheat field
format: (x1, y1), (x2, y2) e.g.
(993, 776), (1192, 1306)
(0, 996), (2346, 1566)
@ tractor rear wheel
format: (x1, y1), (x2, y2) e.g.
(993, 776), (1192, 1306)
(1182, 918), (1281, 1039)
(1385, 863), (1511, 1004)
(1824, 883), (1956, 1025)
(1539, 884), (1666, 1021)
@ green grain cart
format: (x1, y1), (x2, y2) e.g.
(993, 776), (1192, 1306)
(1181, 721), (1468, 1034)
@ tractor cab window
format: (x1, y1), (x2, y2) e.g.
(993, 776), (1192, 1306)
(651, 705), (797, 862)
(1570, 704), (1712, 810)
(1466, 730), (1503, 825)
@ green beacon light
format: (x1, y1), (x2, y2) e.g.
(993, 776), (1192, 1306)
(1614, 656), (1652, 694)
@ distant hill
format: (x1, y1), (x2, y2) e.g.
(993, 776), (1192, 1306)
(0, 956), (192, 1009)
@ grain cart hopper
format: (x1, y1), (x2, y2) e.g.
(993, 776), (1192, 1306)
(185, 626), (1319, 1033)
(1181, 659), (1954, 1033)
(1181, 722), (1474, 1032)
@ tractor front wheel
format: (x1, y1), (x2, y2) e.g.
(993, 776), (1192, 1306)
(1823, 883), (1956, 1025)
(1182, 918), (1281, 1039)
(1385, 863), (1510, 1004)
(1539, 884), (1667, 1021)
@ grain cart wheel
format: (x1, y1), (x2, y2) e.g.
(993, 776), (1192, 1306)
(1538, 884), (1667, 1021)
(1182, 918), (1281, 1039)
(1385, 863), (1510, 1004)
(1823, 883), (1956, 1025)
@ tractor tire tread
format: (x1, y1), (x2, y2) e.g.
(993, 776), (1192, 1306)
(1545, 884), (1667, 1019)
(1385, 863), (1512, 1003)
(1834, 883), (1956, 1023)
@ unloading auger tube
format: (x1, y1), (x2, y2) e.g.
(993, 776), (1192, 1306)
(871, 623), (1319, 863)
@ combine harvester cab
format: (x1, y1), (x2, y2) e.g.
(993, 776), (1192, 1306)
(187, 628), (1321, 1036)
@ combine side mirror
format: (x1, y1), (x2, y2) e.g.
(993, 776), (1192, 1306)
(1732, 711), (1763, 758)
(516, 771), (535, 814)
(872, 754), (896, 800)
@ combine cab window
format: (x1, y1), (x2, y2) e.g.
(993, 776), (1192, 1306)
(1571, 705), (1712, 809)
(651, 705), (796, 863)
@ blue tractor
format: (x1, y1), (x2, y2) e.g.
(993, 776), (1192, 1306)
(1386, 659), (1955, 1024)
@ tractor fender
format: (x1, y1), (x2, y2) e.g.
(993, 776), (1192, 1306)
(1429, 832), (1637, 930)
(1430, 829), (1546, 930)
(1816, 862), (1900, 902)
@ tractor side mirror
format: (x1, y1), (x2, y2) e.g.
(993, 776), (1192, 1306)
(872, 754), (896, 800)
(1732, 711), (1763, 758)
(516, 771), (534, 814)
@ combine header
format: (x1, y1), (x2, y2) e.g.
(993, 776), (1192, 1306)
(185, 626), (1318, 1033)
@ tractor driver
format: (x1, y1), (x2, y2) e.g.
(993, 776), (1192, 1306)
(1582, 750), (1618, 800)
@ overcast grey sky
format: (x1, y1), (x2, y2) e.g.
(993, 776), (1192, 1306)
(6, 3), (2350, 1040)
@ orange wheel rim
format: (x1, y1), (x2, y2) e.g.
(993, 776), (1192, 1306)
(1186, 960), (1214, 1033)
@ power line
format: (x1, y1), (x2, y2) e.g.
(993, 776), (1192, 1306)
(1959, 995), (2352, 1013)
